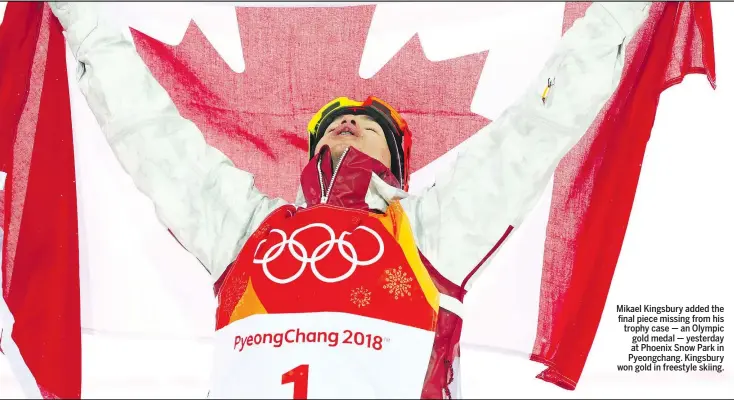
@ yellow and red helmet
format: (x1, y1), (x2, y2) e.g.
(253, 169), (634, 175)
(307, 96), (412, 191)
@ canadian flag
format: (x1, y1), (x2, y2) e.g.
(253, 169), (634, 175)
(0, 2), (718, 398)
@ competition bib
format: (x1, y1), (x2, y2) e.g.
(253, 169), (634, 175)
(210, 313), (435, 398)
(211, 204), (441, 398)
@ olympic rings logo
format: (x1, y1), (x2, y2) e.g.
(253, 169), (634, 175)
(253, 223), (385, 284)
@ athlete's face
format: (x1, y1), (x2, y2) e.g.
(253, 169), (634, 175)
(314, 114), (392, 169)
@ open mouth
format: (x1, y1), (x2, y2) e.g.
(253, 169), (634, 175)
(333, 125), (358, 136)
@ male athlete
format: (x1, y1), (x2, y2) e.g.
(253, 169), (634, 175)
(51, 2), (651, 398)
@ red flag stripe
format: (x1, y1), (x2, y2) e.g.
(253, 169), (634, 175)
(533, 2), (716, 389)
(0, 3), (81, 398)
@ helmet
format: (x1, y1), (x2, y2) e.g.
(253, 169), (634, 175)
(307, 96), (412, 191)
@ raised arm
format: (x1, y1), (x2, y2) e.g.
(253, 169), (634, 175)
(401, 2), (651, 289)
(50, 2), (287, 279)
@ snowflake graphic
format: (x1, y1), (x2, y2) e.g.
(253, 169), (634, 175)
(350, 286), (371, 308)
(383, 266), (413, 300)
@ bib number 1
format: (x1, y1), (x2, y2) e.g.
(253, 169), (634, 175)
(281, 364), (309, 399)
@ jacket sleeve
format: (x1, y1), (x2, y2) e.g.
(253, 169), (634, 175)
(50, 2), (287, 280)
(400, 2), (651, 290)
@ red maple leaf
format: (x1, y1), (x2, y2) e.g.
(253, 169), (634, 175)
(131, 5), (489, 201)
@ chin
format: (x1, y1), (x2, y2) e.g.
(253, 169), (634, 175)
(329, 147), (349, 162)
(328, 141), (355, 155)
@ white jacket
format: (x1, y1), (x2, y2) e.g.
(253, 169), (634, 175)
(50, 2), (650, 293)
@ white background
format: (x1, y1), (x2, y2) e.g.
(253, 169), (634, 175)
(1, 2), (732, 398)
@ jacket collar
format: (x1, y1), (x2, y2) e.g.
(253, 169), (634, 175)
(295, 146), (408, 212)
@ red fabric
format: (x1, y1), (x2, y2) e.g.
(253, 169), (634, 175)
(300, 146), (399, 210)
(421, 309), (463, 399)
(0, 3), (81, 399)
(533, 2), (716, 389)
